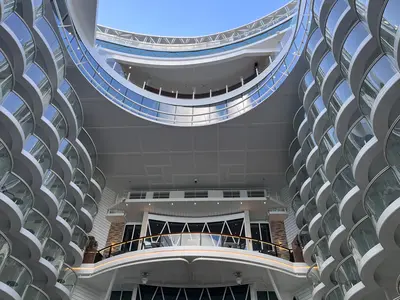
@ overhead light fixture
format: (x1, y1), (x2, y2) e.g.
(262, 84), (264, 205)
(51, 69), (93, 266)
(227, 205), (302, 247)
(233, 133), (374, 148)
(148, 203), (151, 206)
(194, 202), (197, 205)
(234, 272), (242, 285)
(141, 272), (149, 285)
(264, 201), (266, 204)
(217, 202), (220, 205)
(171, 203), (174, 206)
(240, 202), (243, 205)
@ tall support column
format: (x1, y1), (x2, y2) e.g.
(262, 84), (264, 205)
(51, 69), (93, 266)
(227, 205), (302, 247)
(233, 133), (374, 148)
(249, 284), (258, 300)
(104, 269), (118, 300)
(139, 212), (149, 249)
(244, 210), (252, 250)
(131, 285), (139, 300)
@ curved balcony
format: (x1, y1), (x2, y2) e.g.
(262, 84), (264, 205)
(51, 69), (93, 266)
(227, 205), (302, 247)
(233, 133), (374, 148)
(0, 91), (35, 152)
(0, 0), (15, 22)
(316, 51), (341, 105)
(313, 236), (335, 284)
(92, 167), (106, 191)
(1, 12), (35, 73)
(300, 71), (315, 100)
(0, 229), (11, 263)
(67, 226), (88, 266)
(22, 285), (49, 300)
(39, 169), (66, 218)
(319, 126), (340, 180)
(325, 286), (344, 300)
(59, 80), (83, 133)
(304, 197), (318, 224)
(295, 164), (309, 194)
(42, 103), (67, 153)
(79, 194), (98, 232)
(347, 216), (382, 288)
(293, 107), (305, 134)
(16, 208), (51, 261)
(311, 166), (329, 207)
(0, 172), (33, 232)
(322, 203), (346, 260)
(22, 134), (52, 187)
(363, 166), (400, 249)
(54, 200), (78, 244)
(0, 256), (32, 299)
(96, 232), (295, 263)
(306, 28), (325, 72)
(308, 264), (327, 300)
(56, 139), (79, 183)
(386, 115), (400, 170)
(299, 224), (314, 264)
(0, 48), (13, 102)
(0, 138), (12, 182)
(298, 117), (310, 146)
(285, 164), (295, 186)
(305, 197), (323, 242)
(300, 176), (311, 204)
(359, 55), (400, 139)
(39, 238), (66, 285)
(354, 0), (386, 36)
(335, 255), (364, 300)
(380, 0), (400, 67)
(78, 128), (97, 175)
(291, 192), (305, 227)
(54, 264), (77, 299)
(307, 95), (325, 131)
(50, 0), (314, 126)
(72, 168), (88, 196)
(306, 146), (320, 176)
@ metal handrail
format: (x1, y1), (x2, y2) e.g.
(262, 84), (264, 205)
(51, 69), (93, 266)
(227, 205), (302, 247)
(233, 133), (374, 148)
(96, 232), (294, 262)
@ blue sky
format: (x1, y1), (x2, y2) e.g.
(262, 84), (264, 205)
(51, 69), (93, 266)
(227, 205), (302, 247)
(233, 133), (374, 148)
(97, 0), (290, 36)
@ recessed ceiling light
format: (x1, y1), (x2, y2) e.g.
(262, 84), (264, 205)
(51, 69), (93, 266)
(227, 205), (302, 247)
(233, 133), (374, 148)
(240, 202), (243, 205)
(125, 203), (128, 206)
(148, 203), (151, 206)
(194, 202), (197, 205)
(171, 203), (174, 206)
(264, 201), (266, 204)
(217, 202), (219, 205)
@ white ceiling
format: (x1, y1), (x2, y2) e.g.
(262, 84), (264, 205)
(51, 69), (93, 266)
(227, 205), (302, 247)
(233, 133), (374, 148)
(66, 56), (305, 194)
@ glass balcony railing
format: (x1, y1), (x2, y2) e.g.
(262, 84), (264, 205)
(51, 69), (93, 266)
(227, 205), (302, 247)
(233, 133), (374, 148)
(71, 226), (88, 251)
(3, 12), (35, 64)
(289, 138), (301, 161)
(0, 172), (33, 216)
(23, 208), (51, 245)
(311, 166), (328, 197)
(340, 22), (369, 76)
(22, 285), (49, 300)
(42, 238), (65, 274)
(312, 0), (324, 25)
(93, 167), (106, 190)
(293, 107), (305, 133)
(291, 192), (303, 213)
(96, 232), (295, 262)
(380, 0), (400, 58)
(326, 286), (344, 300)
(1, 0), (16, 20)
(316, 51), (335, 86)
(298, 224), (311, 248)
(0, 256), (32, 296)
(331, 165), (355, 204)
(44, 104), (67, 140)
(59, 80), (83, 130)
(286, 165), (295, 185)
(328, 80), (353, 124)
(359, 55), (397, 119)
(313, 237), (331, 269)
(343, 117), (373, 165)
(78, 129), (97, 173)
(300, 71), (314, 97)
(335, 255), (361, 295)
(42, 170), (66, 204)
(82, 194), (98, 218)
(0, 231), (11, 268)
(347, 216), (379, 266)
(58, 200), (78, 229)
(35, 17), (66, 81)
(304, 197), (318, 223)
(58, 139), (79, 171)
(321, 204), (341, 238)
(72, 168), (89, 195)
(1, 92), (35, 139)
(51, 0), (313, 126)
(385, 117), (400, 170)
(319, 126), (339, 162)
(26, 63), (52, 106)
(0, 50), (13, 100)
(57, 264), (77, 293)
(23, 134), (52, 173)
(363, 166), (400, 226)
(306, 28), (323, 63)
(307, 95), (325, 127)
(307, 264), (321, 287)
(0, 138), (12, 182)
(302, 133), (316, 155)
(325, 0), (348, 47)
(296, 165), (308, 191)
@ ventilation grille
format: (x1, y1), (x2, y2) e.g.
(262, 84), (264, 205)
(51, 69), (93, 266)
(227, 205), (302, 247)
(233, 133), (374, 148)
(223, 191), (240, 198)
(247, 190), (265, 197)
(129, 192), (146, 199)
(153, 192), (170, 199)
(184, 191), (208, 198)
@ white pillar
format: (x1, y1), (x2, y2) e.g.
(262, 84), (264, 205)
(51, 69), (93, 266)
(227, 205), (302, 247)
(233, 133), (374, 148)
(103, 270), (117, 300)
(244, 210), (252, 250)
(139, 212), (149, 249)
(131, 285), (139, 300)
(249, 284), (258, 300)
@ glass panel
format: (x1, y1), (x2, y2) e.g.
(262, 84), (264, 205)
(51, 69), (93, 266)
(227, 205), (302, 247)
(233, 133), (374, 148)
(93, 168), (106, 190)
(325, 0), (348, 46)
(0, 256), (32, 296)
(307, 265), (321, 287)
(355, 0), (368, 22)
(332, 166), (355, 204)
(23, 285), (49, 300)
(73, 168), (89, 195)
(57, 265), (77, 292)
(24, 135), (52, 173)
(304, 198), (318, 223)
(0, 51), (13, 100)
(306, 29), (323, 62)
(291, 193), (303, 212)
(58, 200), (78, 228)
(59, 80), (83, 130)
(313, 237), (330, 269)
(78, 129), (97, 171)
(308, 96), (325, 126)
(44, 104), (67, 139)
(43, 170), (66, 202)
(23, 209), (51, 244)
(286, 165), (295, 184)
(328, 80), (352, 123)
(0, 139), (12, 181)
(343, 118), (373, 165)
(71, 227), (88, 250)
(2, 0), (16, 19)
(322, 205), (341, 238)
(359, 55), (397, 118)
(348, 217), (379, 265)
(316, 52), (335, 86)
(58, 139), (79, 170)
(380, 0), (400, 57)
(0, 233), (10, 268)
(83, 195), (98, 218)
(319, 127), (338, 162)
(326, 287), (343, 300)
(341, 22), (368, 76)
(298, 225), (311, 248)
(364, 167), (400, 226)
(42, 239), (65, 273)
(300, 71), (314, 95)
(1, 92), (34, 138)
(336, 256), (361, 293)
(0, 172), (33, 215)
(386, 119), (400, 170)
(311, 167), (327, 197)
(26, 63), (52, 106)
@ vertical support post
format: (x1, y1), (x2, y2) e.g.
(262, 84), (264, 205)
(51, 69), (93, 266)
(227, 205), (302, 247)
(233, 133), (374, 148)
(267, 270), (285, 300)
(244, 210), (252, 251)
(209, 89), (212, 97)
(143, 81), (146, 89)
(127, 73), (131, 81)
(139, 212), (149, 250)
(131, 285), (138, 300)
(192, 88), (196, 99)
(112, 62), (116, 69)
(159, 87), (162, 95)
(249, 284), (258, 300)
(241, 77), (244, 86)
(104, 269), (118, 300)
(226, 85), (228, 93)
